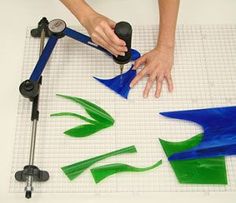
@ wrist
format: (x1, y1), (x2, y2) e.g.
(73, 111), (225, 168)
(61, 0), (96, 26)
(156, 37), (175, 48)
(77, 6), (96, 26)
(155, 42), (175, 52)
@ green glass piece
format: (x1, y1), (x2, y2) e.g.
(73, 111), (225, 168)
(51, 112), (99, 125)
(51, 95), (115, 137)
(61, 145), (137, 180)
(64, 124), (104, 137)
(56, 94), (114, 126)
(91, 160), (162, 183)
(159, 134), (227, 184)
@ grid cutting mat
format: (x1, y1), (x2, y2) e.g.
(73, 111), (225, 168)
(10, 25), (236, 193)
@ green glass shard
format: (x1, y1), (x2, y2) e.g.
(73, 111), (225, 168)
(159, 134), (227, 184)
(91, 160), (162, 183)
(51, 94), (115, 137)
(61, 145), (137, 181)
(56, 94), (114, 126)
(50, 112), (99, 125)
(64, 124), (104, 137)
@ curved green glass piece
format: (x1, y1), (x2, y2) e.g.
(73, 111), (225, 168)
(64, 124), (104, 137)
(50, 112), (99, 125)
(56, 94), (115, 125)
(61, 145), (137, 180)
(159, 134), (227, 184)
(91, 160), (162, 183)
(51, 94), (115, 137)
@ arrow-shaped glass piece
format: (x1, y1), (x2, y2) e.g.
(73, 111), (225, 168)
(94, 66), (136, 99)
(160, 106), (236, 160)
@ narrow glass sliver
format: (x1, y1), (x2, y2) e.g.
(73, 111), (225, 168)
(61, 145), (137, 180)
(90, 160), (162, 183)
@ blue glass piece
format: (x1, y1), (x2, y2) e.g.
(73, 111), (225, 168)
(63, 27), (140, 61)
(30, 35), (58, 81)
(94, 66), (136, 99)
(130, 49), (141, 61)
(160, 106), (236, 160)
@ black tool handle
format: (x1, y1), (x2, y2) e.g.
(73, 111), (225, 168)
(113, 21), (132, 65)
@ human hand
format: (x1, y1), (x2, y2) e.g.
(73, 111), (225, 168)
(130, 45), (174, 98)
(81, 11), (127, 57)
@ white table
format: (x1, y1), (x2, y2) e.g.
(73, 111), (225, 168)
(0, 0), (236, 202)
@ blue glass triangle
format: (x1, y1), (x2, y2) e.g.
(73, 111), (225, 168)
(94, 65), (136, 99)
(160, 106), (236, 160)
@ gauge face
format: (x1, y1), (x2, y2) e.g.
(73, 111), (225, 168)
(48, 19), (66, 34)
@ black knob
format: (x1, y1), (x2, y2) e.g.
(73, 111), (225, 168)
(31, 17), (50, 38)
(113, 21), (132, 65)
(19, 80), (39, 100)
(24, 80), (34, 91)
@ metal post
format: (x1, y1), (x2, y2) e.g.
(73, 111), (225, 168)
(24, 29), (45, 198)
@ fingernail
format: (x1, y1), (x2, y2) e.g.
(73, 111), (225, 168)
(121, 52), (125, 56)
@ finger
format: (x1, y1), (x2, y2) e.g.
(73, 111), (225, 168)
(143, 74), (156, 98)
(106, 37), (127, 53)
(133, 55), (147, 69)
(92, 34), (120, 57)
(166, 74), (174, 92)
(103, 23), (126, 46)
(130, 68), (147, 88)
(107, 19), (116, 29)
(155, 77), (164, 98)
(95, 26), (126, 55)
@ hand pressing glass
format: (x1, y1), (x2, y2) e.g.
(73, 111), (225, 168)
(130, 45), (174, 98)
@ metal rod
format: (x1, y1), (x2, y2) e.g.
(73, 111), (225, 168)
(24, 29), (46, 198)
(120, 64), (124, 75)
(28, 120), (38, 165)
(39, 30), (46, 55)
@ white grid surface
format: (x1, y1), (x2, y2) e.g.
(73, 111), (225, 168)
(10, 25), (236, 193)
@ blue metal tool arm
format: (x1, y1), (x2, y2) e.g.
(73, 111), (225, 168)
(29, 35), (58, 82)
(63, 27), (109, 55)
(28, 26), (140, 83)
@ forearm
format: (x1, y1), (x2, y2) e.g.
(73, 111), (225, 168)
(157, 0), (180, 48)
(60, 0), (95, 26)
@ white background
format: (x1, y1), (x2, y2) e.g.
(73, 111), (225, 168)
(0, 0), (236, 202)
